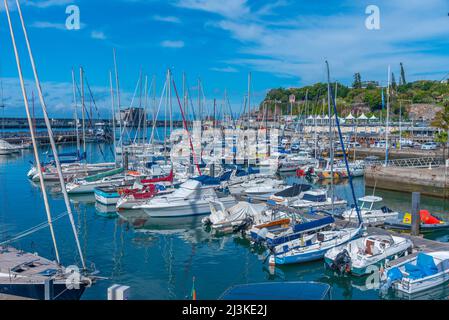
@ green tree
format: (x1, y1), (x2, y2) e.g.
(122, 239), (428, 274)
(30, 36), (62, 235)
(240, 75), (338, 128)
(352, 73), (362, 89)
(391, 73), (397, 91)
(400, 62), (407, 85)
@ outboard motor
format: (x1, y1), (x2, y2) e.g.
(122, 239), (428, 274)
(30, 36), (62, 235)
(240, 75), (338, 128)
(331, 249), (352, 274)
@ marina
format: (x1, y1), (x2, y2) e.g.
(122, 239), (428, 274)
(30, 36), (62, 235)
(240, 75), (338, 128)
(0, 0), (449, 305)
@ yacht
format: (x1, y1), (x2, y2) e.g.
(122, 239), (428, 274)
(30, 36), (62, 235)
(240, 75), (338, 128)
(137, 179), (237, 217)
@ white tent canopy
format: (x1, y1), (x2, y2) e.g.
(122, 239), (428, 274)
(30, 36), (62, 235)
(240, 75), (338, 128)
(358, 113), (368, 120)
(345, 113), (355, 120)
(369, 115), (377, 120)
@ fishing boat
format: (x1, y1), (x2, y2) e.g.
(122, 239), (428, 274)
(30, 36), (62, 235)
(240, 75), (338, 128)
(384, 210), (449, 232)
(341, 196), (398, 224)
(324, 234), (413, 276)
(383, 251), (449, 295)
(219, 281), (332, 300)
(137, 179), (237, 217)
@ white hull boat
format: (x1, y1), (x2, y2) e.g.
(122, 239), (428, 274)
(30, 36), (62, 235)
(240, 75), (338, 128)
(341, 196), (398, 224)
(137, 180), (237, 217)
(325, 234), (413, 276)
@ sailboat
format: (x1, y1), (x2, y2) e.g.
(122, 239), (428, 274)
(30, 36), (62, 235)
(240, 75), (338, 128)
(266, 61), (364, 266)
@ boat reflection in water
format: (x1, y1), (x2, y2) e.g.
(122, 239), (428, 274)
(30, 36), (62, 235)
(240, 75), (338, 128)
(117, 210), (211, 244)
(95, 202), (119, 218)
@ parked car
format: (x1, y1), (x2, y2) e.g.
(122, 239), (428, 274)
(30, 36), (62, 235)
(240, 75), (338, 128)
(421, 142), (438, 150)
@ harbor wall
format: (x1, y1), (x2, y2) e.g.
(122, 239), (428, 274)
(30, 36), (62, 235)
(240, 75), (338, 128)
(365, 166), (449, 198)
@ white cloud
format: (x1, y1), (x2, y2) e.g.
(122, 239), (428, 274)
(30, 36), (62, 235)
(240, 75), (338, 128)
(210, 66), (238, 73)
(26, 0), (73, 8)
(179, 0), (449, 84)
(161, 40), (185, 48)
(31, 21), (67, 30)
(91, 31), (107, 40)
(175, 0), (249, 19)
(152, 15), (181, 24)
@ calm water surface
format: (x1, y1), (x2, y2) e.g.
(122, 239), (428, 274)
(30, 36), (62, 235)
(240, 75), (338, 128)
(0, 140), (448, 300)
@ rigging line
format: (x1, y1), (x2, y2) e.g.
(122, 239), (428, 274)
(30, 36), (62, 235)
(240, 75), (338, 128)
(83, 74), (101, 120)
(14, 0), (86, 269)
(0, 211), (69, 246)
(172, 78), (202, 175)
(149, 80), (167, 144)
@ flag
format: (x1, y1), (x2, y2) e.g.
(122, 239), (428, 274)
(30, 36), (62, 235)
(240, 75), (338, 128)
(381, 88), (385, 110)
(191, 277), (196, 300)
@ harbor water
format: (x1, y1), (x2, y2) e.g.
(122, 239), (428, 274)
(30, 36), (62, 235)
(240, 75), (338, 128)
(1, 139), (449, 300)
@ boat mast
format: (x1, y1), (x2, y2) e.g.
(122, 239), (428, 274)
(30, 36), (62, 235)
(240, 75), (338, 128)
(12, 0), (87, 269)
(109, 71), (117, 165)
(71, 68), (81, 156)
(113, 48), (123, 164)
(327, 64), (334, 211)
(80, 67), (86, 155)
(385, 66), (391, 167)
(3, 0), (61, 264)
(143, 75), (148, 144)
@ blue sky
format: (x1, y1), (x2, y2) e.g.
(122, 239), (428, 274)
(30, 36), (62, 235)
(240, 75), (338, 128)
(0, 0), (449, 118)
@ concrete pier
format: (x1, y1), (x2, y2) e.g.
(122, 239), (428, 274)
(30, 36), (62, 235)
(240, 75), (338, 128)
(365, 165), (449, 198)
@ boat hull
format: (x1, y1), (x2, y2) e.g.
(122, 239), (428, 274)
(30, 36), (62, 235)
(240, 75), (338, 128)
(0, 282), (86, 300)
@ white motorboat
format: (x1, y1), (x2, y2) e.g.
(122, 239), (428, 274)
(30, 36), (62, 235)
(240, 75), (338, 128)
(274, 188), (347, 214)
(383, 251), (449, 295)
(324, 234), (413, 276)
(341, 196), (399, 224)
(0, 139), (19, 155)
(243, 178), (288, 201)
(137, 180), (237, 217)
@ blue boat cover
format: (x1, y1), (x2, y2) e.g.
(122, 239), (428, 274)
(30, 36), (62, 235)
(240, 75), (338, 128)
(248, 167), (260, 174)
(219, 282), (331, 300)
(292, 216), (335, 233)
(192, 175), (221, 185)
(404, 253), (438, 280)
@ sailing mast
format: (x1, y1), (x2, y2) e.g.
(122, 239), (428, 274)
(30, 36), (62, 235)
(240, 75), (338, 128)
(385, 66), (391, 166)
(109, 71), (117, 165)
(71, 68), (81, 156)
(3, 0), (60, 264)
(113, 48), (123, 165)
(327, 64), (334, 211)
(80, 67), (86, 156)
(13, 0), (87, 269)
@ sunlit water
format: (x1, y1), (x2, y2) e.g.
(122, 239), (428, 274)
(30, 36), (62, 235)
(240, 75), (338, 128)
(1, 136), (448, 300)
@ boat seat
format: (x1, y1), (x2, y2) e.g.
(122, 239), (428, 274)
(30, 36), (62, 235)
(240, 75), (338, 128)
(381, 206), (393, 213)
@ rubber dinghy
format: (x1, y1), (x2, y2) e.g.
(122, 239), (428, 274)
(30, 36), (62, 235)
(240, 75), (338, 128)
(324, 234), (413, 276)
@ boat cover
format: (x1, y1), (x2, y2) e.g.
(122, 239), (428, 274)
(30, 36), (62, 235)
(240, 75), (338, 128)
(209, 202), (265, 225)
(404, 253), (438, 280)
(274, 184), (312, 198)
(192, 175), (221, 185)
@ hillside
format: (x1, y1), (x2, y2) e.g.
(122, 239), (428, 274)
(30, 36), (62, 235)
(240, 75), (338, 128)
(260, 80), (449, 120)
